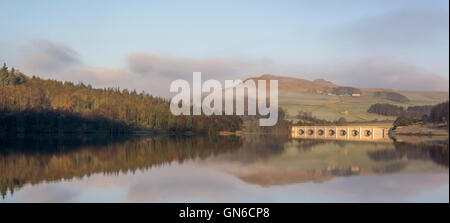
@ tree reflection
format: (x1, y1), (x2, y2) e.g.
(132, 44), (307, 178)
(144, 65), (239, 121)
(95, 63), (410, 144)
(367, 141), (449, 167)
(0, 135), (242, 198)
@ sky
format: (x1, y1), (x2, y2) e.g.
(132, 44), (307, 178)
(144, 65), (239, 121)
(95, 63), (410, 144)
(0, 0), (448, 96)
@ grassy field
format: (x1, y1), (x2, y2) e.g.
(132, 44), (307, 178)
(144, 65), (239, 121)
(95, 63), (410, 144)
(279, 90), (449, 123)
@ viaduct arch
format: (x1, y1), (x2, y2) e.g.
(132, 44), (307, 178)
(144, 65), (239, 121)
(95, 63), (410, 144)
(291, 126), (391, 142)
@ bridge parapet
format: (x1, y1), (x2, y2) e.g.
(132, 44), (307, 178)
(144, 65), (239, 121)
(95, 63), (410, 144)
(291, 126), (391, 142)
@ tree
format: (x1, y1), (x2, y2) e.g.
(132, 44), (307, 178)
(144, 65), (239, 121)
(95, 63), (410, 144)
(367, 103), (404, 116)
(0, 63), (26, 86)
(429, 101), (449, 125)
(373, 91), (409, 103)
(331, 87), (361, 96)
(393, 116), (418, 127)
(0, 63), (243, 135)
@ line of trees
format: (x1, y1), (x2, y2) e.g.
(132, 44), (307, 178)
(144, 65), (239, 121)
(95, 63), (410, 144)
(243, 108), (292, 134)
(0, 64), (26, 86)
(293, 111), (347, 126)
(367, 103), (404, 116)
(331, 87), (361, 96)
(0, 64), (242, 136)
(367, 103), (435, 117)
(429, 101), (449, 124)
(373, 91), (410, 103)
(393, 101), (449, 127)
(406, 105), (434, 117)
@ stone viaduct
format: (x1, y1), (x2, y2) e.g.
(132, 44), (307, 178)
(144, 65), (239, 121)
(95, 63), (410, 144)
(291, 126), (391, 142)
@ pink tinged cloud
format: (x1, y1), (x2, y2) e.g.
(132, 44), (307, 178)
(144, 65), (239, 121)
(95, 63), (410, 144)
(17, 40), (449, 94)
(20, 39), (82, 75)
(310, 57), (449, 91)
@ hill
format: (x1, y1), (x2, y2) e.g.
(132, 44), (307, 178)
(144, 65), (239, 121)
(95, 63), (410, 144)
(0, 64), (241, 136)
(247, 74), (449, 123)
(246, 74), (337, 93)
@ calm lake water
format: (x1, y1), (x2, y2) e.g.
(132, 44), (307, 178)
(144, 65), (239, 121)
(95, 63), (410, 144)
(0, 134), (448, 202)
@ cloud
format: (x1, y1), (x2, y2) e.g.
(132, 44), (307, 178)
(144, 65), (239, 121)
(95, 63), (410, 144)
(125, 52), (276, 97)
(336, 9), (449, 47)
(310, 56), (449, 91)
(20, 39), (82, 74)
(15, 39), (448, 96)
(277, 56), (448, 91)
(63, 67), (132, 85)
(127, 52), (272, 80)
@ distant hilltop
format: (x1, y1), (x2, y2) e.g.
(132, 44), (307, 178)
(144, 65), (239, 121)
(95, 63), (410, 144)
(246, 74), (446, 99)
(244, 74), (449, 122)
(247, 74), (412, 96)
(246, 74), (337, 94)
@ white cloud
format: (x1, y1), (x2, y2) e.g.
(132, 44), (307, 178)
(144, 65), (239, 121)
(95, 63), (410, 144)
(305, 56), (449, 91)
(127, 52), (272, 80)
(20, 39), (82, 75)
(16, 40), (449, 98)
(63, 67), (132, 85)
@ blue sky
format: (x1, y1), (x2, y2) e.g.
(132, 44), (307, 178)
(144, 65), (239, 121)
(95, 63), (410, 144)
(0, 0), (448, 95)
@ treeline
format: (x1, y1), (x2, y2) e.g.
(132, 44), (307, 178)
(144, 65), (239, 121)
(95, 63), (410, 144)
(406, 105), (434, 117)
(367, 103), (434, 117)
(367, 141), (448, 167)
(0, 65), (26, 86)
(367, 103), (405, 116)
(373, 91), (410, 103)
(429, 101), (449, 124)
(0, 63), (242, 135)
(294, 111), (347, 126)
(0, 109), (131, 135)
(393, 101), (449, 127)
(243, 108), (292, 134)
(331, 87), (361, 96)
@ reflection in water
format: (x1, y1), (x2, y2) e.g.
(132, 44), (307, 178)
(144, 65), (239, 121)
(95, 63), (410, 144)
(214, 138), (448, 187)
(0, 134), (242, 198)
(0, 134), (448, 202)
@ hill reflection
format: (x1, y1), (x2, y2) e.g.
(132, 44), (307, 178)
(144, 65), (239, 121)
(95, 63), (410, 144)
(0, 134), (448, 198)
(209, 137), (448, 186)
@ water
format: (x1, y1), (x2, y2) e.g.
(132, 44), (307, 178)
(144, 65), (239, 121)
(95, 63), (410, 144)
(0, 134), (448, 202)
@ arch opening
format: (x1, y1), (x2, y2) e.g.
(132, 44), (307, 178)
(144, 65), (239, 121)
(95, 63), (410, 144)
(318, 129), (324, 136)
(298, 129), (305, 135)
(329, 129), (335, 136)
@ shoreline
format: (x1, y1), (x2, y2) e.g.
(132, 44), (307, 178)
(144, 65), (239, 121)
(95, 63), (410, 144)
(390, 124), (449, 137)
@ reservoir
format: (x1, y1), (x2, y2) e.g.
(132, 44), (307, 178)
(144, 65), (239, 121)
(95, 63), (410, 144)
(0, 134), (448, 202)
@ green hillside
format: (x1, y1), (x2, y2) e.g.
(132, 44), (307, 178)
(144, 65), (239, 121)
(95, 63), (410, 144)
(280, 90), (448, 123)
(249, 75), (449, 123)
